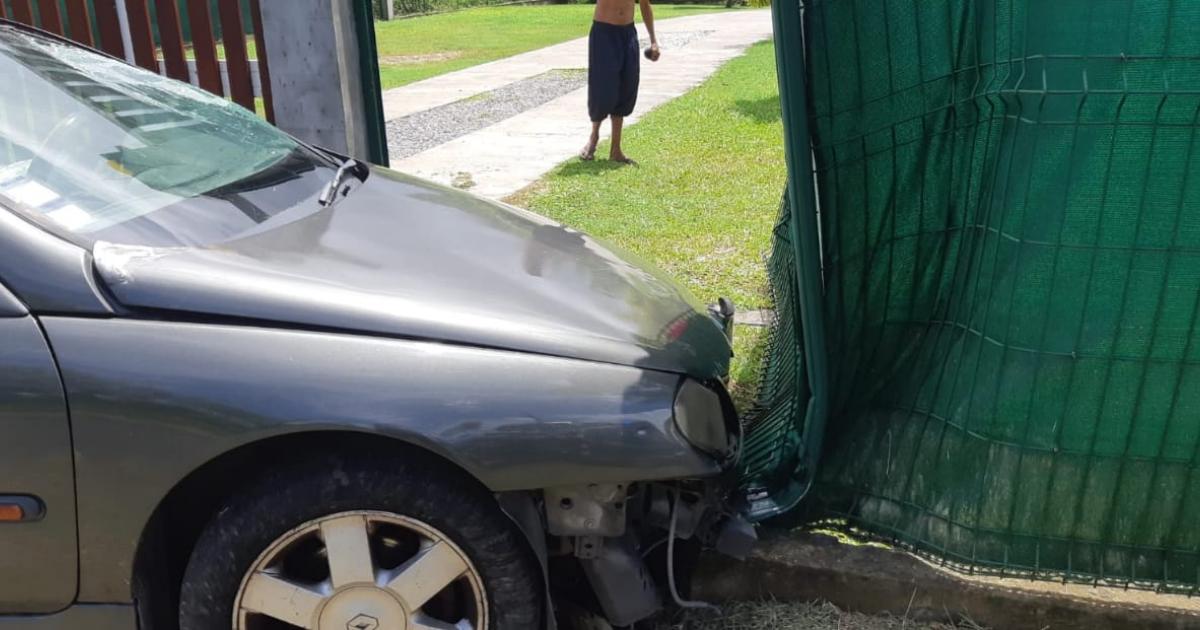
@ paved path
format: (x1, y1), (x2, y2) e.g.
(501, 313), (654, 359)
(381, 10), (774, 199)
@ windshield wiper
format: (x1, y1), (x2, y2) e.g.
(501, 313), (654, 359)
(318, 158), (362, 207)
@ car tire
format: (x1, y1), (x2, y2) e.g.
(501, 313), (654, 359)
(178, 451), (542, 630)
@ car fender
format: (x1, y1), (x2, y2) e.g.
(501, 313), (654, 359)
(39, 317), (719, 603)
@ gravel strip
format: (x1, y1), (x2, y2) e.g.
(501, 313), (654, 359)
(386, 69), (587, 160)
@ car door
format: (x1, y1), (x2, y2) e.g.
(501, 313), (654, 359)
(0, 279), (77, 613)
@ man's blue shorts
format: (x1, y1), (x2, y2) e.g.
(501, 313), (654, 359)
(588, 21), (640, 122)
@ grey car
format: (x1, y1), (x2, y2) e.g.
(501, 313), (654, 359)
(0, 20), (751, 630)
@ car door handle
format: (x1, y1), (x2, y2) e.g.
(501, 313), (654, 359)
(0, 496), (44, 522)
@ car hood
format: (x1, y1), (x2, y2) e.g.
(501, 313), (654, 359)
(92, 167), (732, 378)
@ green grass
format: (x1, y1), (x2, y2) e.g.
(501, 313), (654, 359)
(729, 324), (768, 413)
(373, 4), (736, 89)
(510, 40), (784, 311)
(214, 39), (257, 60)
(183, 37), (257, 60)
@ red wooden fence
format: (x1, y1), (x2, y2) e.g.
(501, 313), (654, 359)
(34, 0), (62, 35)
(64, 0), (93, 46)
(246, 0), (272, 123)
(93, 0), (126, 58)
(186, 0), (221, 93)
(218, 0), (255, 114)
(1, 0), (274, 118)
(9, 1), (33, 24)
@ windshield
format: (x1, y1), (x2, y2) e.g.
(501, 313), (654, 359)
(0, 25), (339, 247)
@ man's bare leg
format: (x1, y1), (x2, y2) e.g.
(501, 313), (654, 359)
(610, 116), (635, 164)
(580, 120), (602, 160)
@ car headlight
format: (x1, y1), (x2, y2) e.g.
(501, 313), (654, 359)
(673, 379), (731, 454)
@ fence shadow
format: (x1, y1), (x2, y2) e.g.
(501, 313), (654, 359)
(735, 96), (781, 123)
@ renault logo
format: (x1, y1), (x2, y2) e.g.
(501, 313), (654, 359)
(346, 614), (379, 630)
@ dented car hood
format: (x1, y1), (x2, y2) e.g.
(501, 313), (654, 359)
(93, 167), (732, 378)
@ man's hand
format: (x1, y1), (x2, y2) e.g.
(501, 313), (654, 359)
(639, 0), (658, 61)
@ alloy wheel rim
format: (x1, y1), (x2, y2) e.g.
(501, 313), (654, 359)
(233, 510), (488, 630)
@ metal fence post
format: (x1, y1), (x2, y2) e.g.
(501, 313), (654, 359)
(257, 0), (388, 165)
(351, 0), (390, 165)
(379, 0), (395, 20)
(113, 0), (137, 64)
(768, 0), (829, 515)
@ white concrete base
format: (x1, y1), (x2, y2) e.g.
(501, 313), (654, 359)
(381, 10), (774, 200)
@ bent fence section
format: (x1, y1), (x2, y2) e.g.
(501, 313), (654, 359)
(744, 0), (1200, 592)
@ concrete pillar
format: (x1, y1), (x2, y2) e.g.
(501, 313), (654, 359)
(258, 0), (372, 161)
(380, 0), (396, 20)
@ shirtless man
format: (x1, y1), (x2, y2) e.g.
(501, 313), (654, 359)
(579, 0), (659, 163)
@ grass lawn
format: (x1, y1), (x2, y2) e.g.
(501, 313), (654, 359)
(510, 40), (783, 311)
(508, 40), (783, 409)
(373, 4), (736, 89)
(212, 39), (257, 60)
(728, 325), (768, 412)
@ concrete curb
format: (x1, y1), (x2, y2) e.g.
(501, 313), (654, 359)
(734, 309), (774, 328)
(691, 531), (1200, 629)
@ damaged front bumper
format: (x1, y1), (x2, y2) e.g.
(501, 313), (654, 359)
(542, 479), (757, 627)
(508, 376), (755, 629)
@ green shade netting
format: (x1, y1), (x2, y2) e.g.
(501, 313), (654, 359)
(744, 0), (1200, 590)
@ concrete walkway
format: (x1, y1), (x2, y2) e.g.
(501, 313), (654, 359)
(381, 10), (774, 199)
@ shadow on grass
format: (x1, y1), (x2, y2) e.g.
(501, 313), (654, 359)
(556, 159), (630, 177)
(735, 95), (782, 123)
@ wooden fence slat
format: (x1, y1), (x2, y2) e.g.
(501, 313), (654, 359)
(186, 0), (222, 94)
(36, 0), (64, 34)
(63, 0), (94, 46)
(91, 0), (125, 58)
(0, 1), (7, 19)
(154, 0), (189, 81)
(124, 0), (158, 71)
(217, 0), (255, 110)
(9, 0), (34, 25)
(249, 0), (274, 122)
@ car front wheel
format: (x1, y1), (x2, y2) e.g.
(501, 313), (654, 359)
(178, 453), (542, 630)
